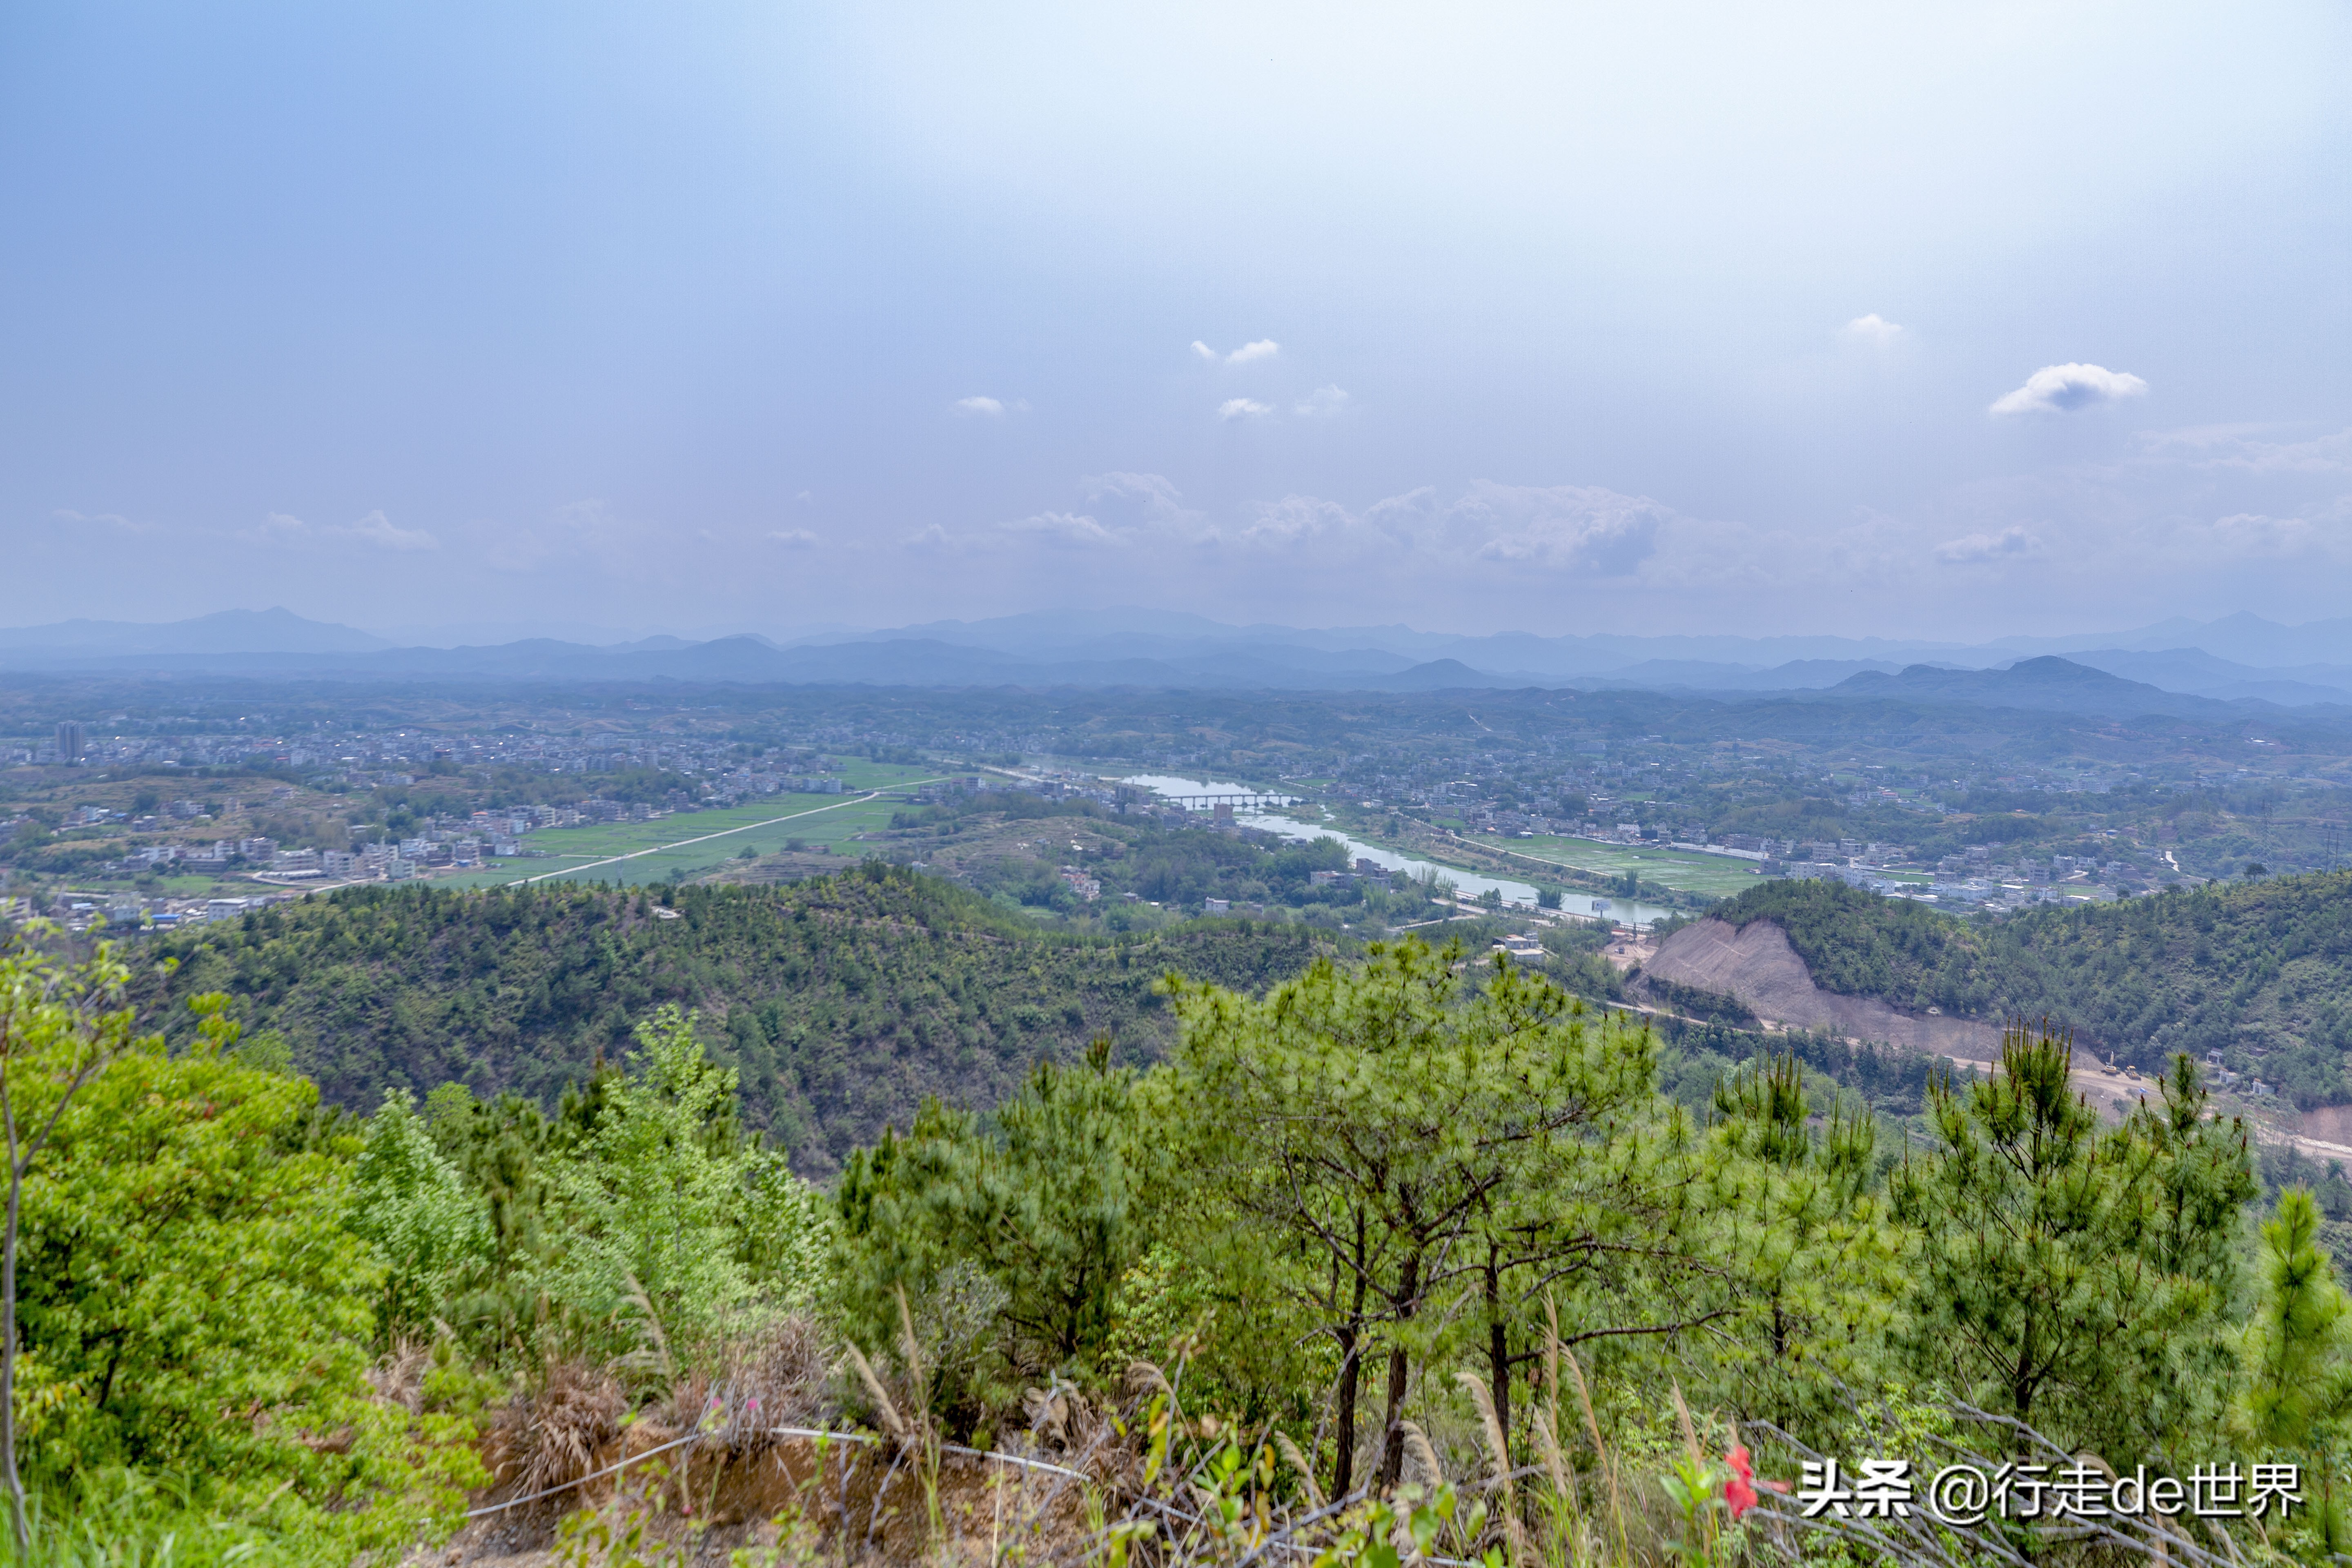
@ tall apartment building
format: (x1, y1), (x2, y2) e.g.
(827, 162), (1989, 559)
(54, 721), (83, 762)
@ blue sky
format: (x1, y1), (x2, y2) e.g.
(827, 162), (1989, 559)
(4, 2), (2348, 642)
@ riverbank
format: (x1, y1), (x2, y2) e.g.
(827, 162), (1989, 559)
(1113, 772), (1685, 927)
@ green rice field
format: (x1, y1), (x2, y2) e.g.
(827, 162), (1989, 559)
(437, 762), (946, 889)
(1488, 834), (1930, 899)
(1479, 835), (1783, 898)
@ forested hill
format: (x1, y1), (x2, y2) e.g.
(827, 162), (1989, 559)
(1707, 872), (2352, 1105)
(134, 865), (1321, 1175)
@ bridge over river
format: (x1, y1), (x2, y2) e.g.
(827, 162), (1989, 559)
(1161, 791), (1299, 811)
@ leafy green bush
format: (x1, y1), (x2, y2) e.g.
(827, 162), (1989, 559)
(16, 998), (480, 1553)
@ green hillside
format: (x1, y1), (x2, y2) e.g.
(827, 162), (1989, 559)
(1706, 872), (2352, 1105)
(136, 864), (1321, 1174)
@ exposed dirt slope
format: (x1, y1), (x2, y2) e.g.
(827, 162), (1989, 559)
(1644, 917), (2000, 1057)
(1646, 915), (2352, 1152)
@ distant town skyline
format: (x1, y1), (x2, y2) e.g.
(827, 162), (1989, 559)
(4, 3), (2347, 641)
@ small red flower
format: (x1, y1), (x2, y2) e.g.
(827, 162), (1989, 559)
(1723, 1447), (1759, 1520)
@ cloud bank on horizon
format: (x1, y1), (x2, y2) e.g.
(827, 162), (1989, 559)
(2, 2), (2347, 642)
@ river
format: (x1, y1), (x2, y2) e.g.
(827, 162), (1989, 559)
(1113, 773), (1672, 929)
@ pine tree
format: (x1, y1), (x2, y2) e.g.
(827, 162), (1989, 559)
(1165, 939), (1676, 1494)
(2237, 1189), (2352, 1558)
(1891, 1024), (2252, 1461)
(830, 1033), (1154, 1400)
(1702, 1054), (1906, 1439)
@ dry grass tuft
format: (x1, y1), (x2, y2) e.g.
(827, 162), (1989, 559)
(842, 1340), (908, 1441)
(1400, 1421), (1443, 1490)
(367, 1339), (433, 1414)
(1459, 1370), (1524, 1568)
(1125, 1359), (1175, 1403)
(1561, 1341), (1629, 1558)
(1274, 1430), (1324, 1512)
(511, 1358), (628, 1499)
(1019, 1380), (1095, 1452)
(664, 1313), (831, 1452)
(1671, 1383), (1703, 1471)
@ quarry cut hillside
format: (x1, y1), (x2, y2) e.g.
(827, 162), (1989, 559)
(1640, 915), (2000, 1058)
(1662, 875), (2352, 1109)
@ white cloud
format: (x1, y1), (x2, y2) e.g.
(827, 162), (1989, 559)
(1294, 385), (1351, 416)
(342, 509), (439, 550)
(1218, 398), (1273, 421)
(1191, 339), (1280, 365)
(952, 395), (1006, 416)
(1933, 524), (2045, 564)
(2161, 508), (2350, 563)
(1988, 363), (2148, 416)
(243, 508), (438, 551)
(2205, 512), (2318, 556)
(236, 511), (306, 543)
(1000, 510), (1125, 548)
(52, 508), (148, 534)
(1236, 495), (1358, 548)
(1842, 313), (1904, 346)
(1444, 482), (1670, 575)
(1083, 470), (1180, 506)
(769, 528), (820, 548)
(1077, 472), (1209, 543)
(903, 523), (954, 552)
(1082, 471), (1194, 521)
(2134, 425), (2352, 475)
(1363, 487), (1441, 541)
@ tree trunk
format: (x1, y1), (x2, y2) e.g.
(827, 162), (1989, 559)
(3, 1155), (25, 1552)
(1332, 1208), (1369, 1499)
(2013, 1310), (2038, 1449)
(1332, 1325), (1362, 1499)
(1485, 1250), (1510, 1466)
(1377, 1342), (1411, 1489)
(1377, 1252), (1421, 1489)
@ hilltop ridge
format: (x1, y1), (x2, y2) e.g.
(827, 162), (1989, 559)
(137, 866), (1323, 1176)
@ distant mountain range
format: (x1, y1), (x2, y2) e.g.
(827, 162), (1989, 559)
(4, 606), (2352, 715)
(1818, 656), (2267, 723)
(0, 608), (394, 657)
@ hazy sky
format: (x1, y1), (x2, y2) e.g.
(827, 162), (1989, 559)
(5, 2), (2348, 643)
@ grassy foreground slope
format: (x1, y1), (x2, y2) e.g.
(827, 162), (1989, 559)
(1704, 871), (2352, 1105)
(138, 864), (1320, 1174)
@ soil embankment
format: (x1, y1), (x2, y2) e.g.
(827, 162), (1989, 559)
(2297, 1105), (2352, 1146)
(1641, 917), (2001, 1058)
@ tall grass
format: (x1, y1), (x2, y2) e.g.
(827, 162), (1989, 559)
(0, 1480), (311, 1568)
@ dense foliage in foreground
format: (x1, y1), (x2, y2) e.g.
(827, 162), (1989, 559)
(134, 870), (1321, 1174)
(1712, 871), (2352, 1105)
(18, 881), (2352, 1567)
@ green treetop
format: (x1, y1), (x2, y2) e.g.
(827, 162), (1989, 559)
(1891, 1024), (2253, 1462)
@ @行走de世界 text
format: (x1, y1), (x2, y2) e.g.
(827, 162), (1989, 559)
(1789, 1459), (2303, 1524)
